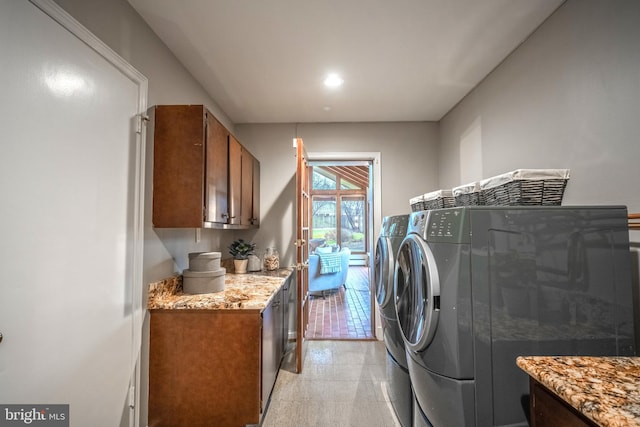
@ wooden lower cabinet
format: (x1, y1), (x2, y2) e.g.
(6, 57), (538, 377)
(149, 308), (280, 427)
(529, 379), (598, 427)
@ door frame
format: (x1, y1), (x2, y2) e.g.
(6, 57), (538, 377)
(307, 151), (382, 339)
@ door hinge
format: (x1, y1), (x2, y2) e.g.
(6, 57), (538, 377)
(295, 262), (309, 271)
(128, 386), (135, 408)
(294, 239), (306, 247)
(136, 114), (149, 134)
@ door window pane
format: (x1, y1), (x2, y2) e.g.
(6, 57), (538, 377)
(341, 195), (365, 251)
(312, 196), (337, 244)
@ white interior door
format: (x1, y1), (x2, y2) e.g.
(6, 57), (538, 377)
(0, 1), (146, 426)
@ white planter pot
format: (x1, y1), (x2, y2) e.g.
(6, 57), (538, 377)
(233, 259), (248, 274)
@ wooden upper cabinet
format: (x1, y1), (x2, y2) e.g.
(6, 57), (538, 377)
(241, 148), (260, 226)
(251, 154), (260, 226)
(205, 115), (229, 225)
(228, 135), (242, 226)
(152, 104), (260, 229)
(152, 105), (208, 228)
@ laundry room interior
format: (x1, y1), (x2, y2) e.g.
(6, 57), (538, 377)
(2, 0), (640, 426)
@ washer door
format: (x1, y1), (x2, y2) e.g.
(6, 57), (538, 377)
(374, 236), (394, 308)
(394, 234), (440, 352)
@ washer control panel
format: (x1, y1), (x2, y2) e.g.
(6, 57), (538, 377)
(388, 215), (408, 237)
(426, 208), (469, 243)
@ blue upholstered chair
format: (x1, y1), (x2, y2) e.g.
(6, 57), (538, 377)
(308, 248), (351, 296)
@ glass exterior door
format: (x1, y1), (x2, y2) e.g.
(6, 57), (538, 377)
(310, 165), (369, 254)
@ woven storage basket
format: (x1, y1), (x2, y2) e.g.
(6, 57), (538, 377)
(422, 189), (456, 210)
(409, 195), (425, 212)
(480, 169), (570, 206)
(452, 182), (485, 206)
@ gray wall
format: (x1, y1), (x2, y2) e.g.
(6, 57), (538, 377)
(439, 0), (640, 342)
(439, 0), (640, 212)
(235, 121), (439, 267)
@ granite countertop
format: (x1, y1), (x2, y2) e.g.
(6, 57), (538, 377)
(517, 356), (640, 426)
(147, 268), (294, 311)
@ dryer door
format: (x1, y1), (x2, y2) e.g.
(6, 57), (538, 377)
(394, 234), (440, 352)
(374, 236), (394, 309)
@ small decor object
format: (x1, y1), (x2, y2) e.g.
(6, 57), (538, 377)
(234, 259), (248, 274)
(422, 189), (456, 210)
(247, 254), (261, 272)
(188, 252), (222, 271)
(183, 251), (225, 294)
(263, 247), (279, 271)
(228, 239), (256, 274)
(452, 182), (485, 206)
(183, 268), (226, 294)
(480, 169), (570, 206)
(409, 194), (425, 212)
(409, 189), (455, 212)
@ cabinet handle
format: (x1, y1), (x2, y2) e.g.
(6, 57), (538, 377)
(0, 332), (3, 344)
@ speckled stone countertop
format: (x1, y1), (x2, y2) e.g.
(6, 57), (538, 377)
(517, 356), (640, 426)
(147, 268), (293, 311)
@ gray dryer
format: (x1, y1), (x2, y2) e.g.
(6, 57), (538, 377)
(395, 206), (636, 426)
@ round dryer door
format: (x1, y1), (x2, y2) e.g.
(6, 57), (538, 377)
(374, 236), (394, 308)
(394, 234), (440, 352)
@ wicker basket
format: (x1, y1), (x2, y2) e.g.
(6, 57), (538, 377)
(410, 195), (425, 212)
(452, 182), (485, 206)
(480, 169), (570, 206)
(422, 189), (456, 210)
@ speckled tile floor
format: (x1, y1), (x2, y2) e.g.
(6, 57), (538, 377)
(262, 340), (402, 427)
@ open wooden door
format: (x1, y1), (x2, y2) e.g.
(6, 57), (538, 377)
(294, 138), (310, 373)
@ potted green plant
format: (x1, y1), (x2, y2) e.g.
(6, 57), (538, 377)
(228, 239), (256, 274)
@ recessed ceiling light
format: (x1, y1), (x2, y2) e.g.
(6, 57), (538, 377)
(323, 73), (344, 88)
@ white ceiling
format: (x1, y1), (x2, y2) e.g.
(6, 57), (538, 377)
(128, 0), (565, 124)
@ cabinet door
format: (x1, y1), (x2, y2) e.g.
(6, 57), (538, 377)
(261, 289), (286, 412)
(150, 311), (262, 426)
(205, 115), (228, 225)
(240, 148), (252, 225)
(152, 105), (205, 227)
(240, 147), (260, 226)
(261, 297), (276, 412)
(530, 380), (596, 427)
(228, 135), (242, 225)
(252, 155), (261, 226)
(274, 288), (284, 364)
(281, 276), (291, 353)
